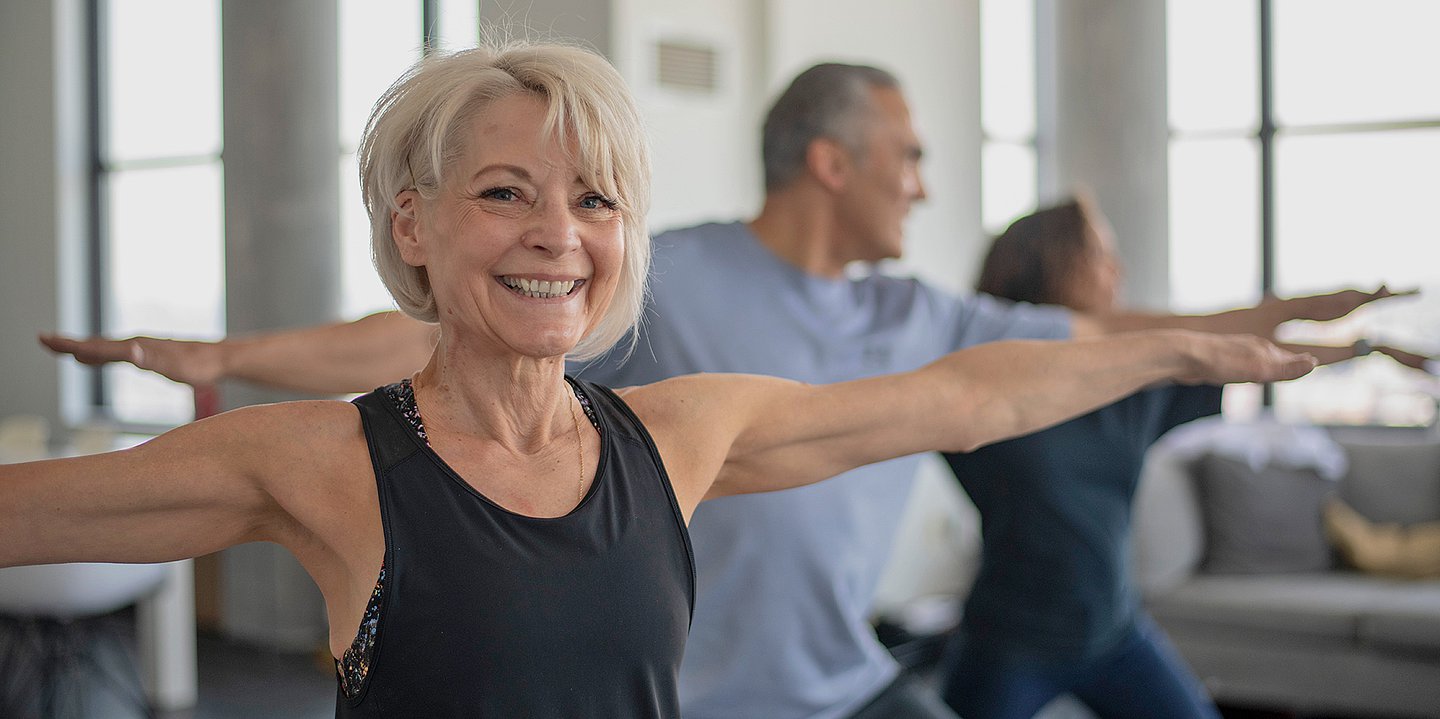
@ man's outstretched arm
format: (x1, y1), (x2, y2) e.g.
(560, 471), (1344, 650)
(1069, 286), (1413, 339)
(40, 310), (435, 395)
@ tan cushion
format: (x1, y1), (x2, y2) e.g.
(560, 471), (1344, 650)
(1325, 497), (1440, 579)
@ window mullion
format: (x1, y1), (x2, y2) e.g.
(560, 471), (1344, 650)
(1258, 0), (1276, 297)
(86, 0), (108, 414)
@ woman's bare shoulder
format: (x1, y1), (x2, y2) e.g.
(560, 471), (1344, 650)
(189, 399), (363, 439)
(143, 399), (369, 479)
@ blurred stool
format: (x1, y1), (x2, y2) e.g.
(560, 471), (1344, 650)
(0, 562), (171, 718)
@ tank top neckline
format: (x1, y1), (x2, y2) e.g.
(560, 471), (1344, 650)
(388, 375), (612, 522)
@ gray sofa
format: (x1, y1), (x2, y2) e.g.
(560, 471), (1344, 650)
(1132, 424), (1440, 718)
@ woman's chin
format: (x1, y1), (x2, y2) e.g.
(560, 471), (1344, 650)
(508, 331), (585, 361)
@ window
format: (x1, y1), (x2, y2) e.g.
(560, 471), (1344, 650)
(340, 0), (480, 318)
(980, 0), (1038, 235)
(1168, 0), (1440, 426)
(94, 0), (224, 427)
(90, 1), (479, 427)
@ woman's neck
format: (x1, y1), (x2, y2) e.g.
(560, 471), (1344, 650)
(410, 334), (572, 454)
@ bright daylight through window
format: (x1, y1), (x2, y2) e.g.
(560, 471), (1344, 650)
(1168, 0), (1440, 426)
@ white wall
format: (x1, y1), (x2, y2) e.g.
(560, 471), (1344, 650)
(610, 0), (768, 232)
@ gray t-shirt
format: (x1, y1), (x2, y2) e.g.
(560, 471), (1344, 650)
(574, 221), (1071, 719)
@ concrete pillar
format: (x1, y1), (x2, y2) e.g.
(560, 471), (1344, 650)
(219, 0), (340, 651)
(1039, 0), (1170, 308)
(0, 0), (88, 433)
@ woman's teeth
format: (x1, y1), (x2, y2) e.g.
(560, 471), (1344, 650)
(501, 277), (577, 298)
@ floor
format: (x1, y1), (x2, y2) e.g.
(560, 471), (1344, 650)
(0, 613), (333, 719)
(155, 632), (333, 719)
(0, 611), (1409, 719)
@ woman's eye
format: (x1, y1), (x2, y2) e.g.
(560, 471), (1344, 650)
(480, 187), (518, 202)
(578, 194), (617, 210)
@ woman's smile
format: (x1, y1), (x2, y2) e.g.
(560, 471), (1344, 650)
(497, 275), (587, 300)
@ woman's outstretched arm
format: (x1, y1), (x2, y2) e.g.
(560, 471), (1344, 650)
(628, 329), (1316, 514)
(0, 401), (360, 569)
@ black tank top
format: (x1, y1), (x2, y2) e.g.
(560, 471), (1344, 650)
(338, 379), (695, 717)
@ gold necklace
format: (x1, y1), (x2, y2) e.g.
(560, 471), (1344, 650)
(567, 387), (585, 503)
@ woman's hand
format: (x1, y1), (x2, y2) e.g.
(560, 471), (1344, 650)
(1175, 332), (1317, 385)
(1375, 344), (1437, 374)
(39, 333), (226, 386)
(1266, 285), (1416, 326)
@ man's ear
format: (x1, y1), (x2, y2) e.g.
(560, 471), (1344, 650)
(805, 137), (854, 194)
(391, 189), (427, 267)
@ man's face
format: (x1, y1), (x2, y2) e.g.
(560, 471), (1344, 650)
(836, 87), (927, 262)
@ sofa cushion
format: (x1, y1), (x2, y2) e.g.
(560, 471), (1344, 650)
(1334, 432), (1440, 524)
(1354, 581), (1440, 656)
(1150, 573), (1362, 643)
(1194, 454), (1337, 574)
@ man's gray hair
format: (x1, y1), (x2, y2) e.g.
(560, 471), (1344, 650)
(760, 63), (900, 191)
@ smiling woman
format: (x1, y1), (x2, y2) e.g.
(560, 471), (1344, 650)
(0, 41), (1321, 716)
(360, 45), (652, 361)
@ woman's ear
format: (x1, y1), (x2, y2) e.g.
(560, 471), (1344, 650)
(391, 189), (427, 267)
(806, 137), (854, 194)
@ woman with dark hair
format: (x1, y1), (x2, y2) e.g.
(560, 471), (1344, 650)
(939, 197), (1419, 719)
(974, 195), (1119, 313)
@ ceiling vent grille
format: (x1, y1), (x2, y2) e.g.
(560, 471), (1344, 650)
(656, 40), (718, 93)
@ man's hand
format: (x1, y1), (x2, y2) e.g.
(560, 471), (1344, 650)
(39, 334), (224, 387)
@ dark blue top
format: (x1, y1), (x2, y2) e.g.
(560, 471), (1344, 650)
(943, 384), (1222, 662)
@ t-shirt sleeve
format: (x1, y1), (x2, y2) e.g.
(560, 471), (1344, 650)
(946, 292), (1074, 349)
(566, 328), (667, 388)
(1153, 384), (1224, 442)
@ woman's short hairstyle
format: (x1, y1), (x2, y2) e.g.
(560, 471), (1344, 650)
(360, 42), (652, 361)
(761, 63), (900, 191)
(975, 195), (1096, 306)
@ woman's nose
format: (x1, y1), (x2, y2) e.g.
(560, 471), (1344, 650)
(525, 202), (582, 257)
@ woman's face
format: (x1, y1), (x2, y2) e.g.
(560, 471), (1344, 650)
(396, 93), (625, 359)
(1055, 213), (1123, 313)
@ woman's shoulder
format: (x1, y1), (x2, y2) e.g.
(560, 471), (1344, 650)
(207, 398), (362, 430)
(174, 399), (368, 465)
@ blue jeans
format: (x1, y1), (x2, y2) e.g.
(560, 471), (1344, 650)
(938, 615), (1220, 719)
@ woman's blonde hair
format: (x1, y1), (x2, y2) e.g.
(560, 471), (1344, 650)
(359, 42), (652, 360)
